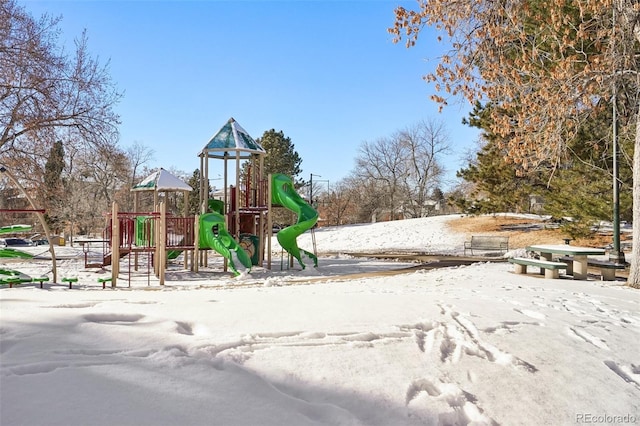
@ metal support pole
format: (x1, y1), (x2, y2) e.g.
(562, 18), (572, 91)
(610, 86), (625, 264)
(609, 5), (625, 264)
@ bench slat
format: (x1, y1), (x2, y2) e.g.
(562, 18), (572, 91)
(509, 257), (567, 269)
(464, 236), (509, 255)
(509, 257), (567, 279)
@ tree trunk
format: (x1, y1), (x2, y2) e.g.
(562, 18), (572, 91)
(621, 1), (640, 287)
(628, 112), (640, 287)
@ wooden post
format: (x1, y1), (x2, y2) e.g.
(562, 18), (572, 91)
(235, 150), (240, 238)
(153, 190), (158, 213)
(267, 174), (273, 270)
(259, 155), (265, 266)
(159, 201), (166, 285)
(257, 211), (265, 266)
(111, 201), (119, 288)
(153, 203), (160, 278)
(193, 214), (199, 272)
(199, 154), (206, 214)
(133, 192), (139, 271)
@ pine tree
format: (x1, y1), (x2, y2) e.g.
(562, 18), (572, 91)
(456, 102), (544, 214)
(250, 129), (304, 226)
(183, 169), (204, 215)
(544, 104), (634, 237)
(257, 129), (302, 181)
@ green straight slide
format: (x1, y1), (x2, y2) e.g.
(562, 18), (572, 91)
(0, 225), (34, 259)
(271, 174), (318, 269)
(0, 248), (33, 259)
(0, 224), (32, 234)
(198, 210), (252, 276)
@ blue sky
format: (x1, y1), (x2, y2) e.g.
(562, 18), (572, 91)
(24, 0), (480, 189)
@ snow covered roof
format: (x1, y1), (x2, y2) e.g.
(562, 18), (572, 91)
(131, 168), (192, 192)
(200, 117), (265, 160)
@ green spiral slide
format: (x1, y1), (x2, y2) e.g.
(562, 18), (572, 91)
(198, 202), (252, 276)
(271, 173), (318, 269)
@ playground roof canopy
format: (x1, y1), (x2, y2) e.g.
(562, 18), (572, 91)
(200, 117), (266, 160)
(131, 168), (192, 192)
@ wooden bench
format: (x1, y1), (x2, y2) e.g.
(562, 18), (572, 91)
(464, 235), (509, 255)
(509, 257), (567, 279)
(557, 256), (626, 281)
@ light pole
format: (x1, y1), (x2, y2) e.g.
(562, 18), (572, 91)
(609, 6), (625, 264)
(309, 173), (321, 206)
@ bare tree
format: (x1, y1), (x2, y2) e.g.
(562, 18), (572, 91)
(1, 0), (121, 151)
(127, 141), (155, 189)
(319, 180), (354, 226)
(355, 136), (409, 220)
(338, 172), (386, 223)
(396, 119), (449, 217)
(354, 120), (450, 220)
(1, 0), (121, 180)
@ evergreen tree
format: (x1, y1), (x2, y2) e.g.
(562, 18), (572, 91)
(544, 104), (634, 237)
(456, 102), (544, 214)
(184, 169), (204, 215)
(250, 129), (304, 225)
(257, 129), (302, 182)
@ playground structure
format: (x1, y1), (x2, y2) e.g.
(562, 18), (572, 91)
(197, 117), (319, 271)
(1, 119), (319, 289)
(198, 117), (270, 268)
(95, 118), (319, 287)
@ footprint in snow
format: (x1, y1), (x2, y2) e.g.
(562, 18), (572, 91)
(603, 360), (640, 390)
(405, 377), (499, 426)
(513, 308), (546, 321)
(401, 306), (538, 372)
(568, 327), (610, 351)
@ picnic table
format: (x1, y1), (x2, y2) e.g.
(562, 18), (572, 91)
(526, 244), (605, 280)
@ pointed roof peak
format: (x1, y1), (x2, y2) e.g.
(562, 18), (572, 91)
(201, 117), (265, 159)
(131, 168), (192, 192)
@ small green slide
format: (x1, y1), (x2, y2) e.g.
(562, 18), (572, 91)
(271, 173), (318, 269)
(167, 249), (182, 260)
(198, 209), (252, 276)
(0, 224), (32, 234)
(0, 248), (33, 259)
(0, 225), (34, 259)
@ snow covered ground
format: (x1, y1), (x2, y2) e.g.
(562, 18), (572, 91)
(1, 215), (638, 426)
